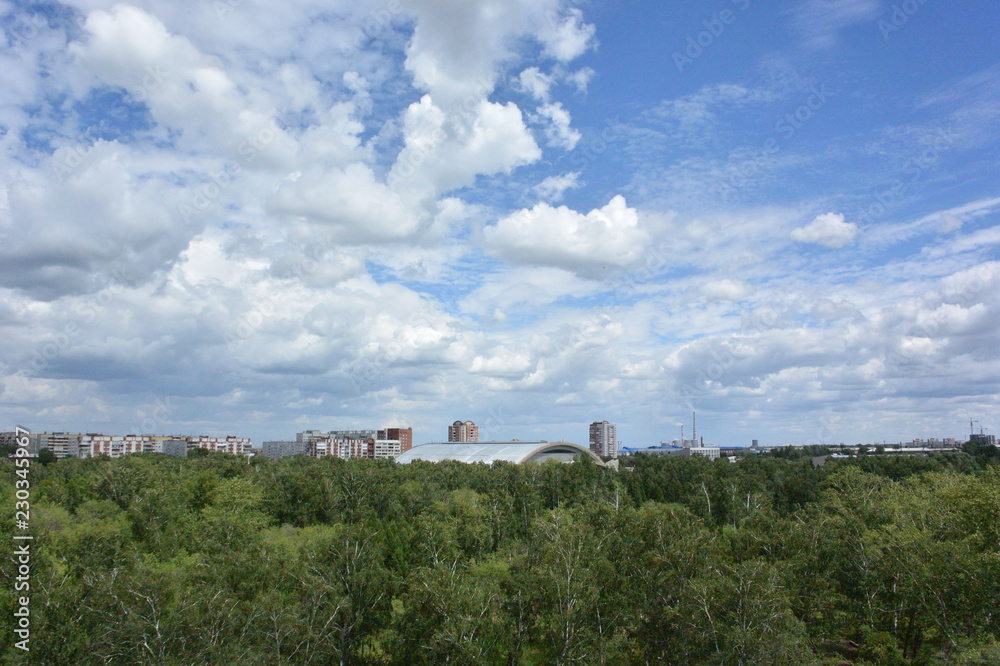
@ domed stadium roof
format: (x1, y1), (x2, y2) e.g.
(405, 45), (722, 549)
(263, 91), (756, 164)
(395, 441), (605, 466)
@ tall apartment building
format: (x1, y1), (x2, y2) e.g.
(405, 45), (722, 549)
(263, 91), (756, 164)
(589, 421), (618, 458)
(37, 432), (85, 458)
(448, 420), (479, 442)
(379, 427), (413, 452)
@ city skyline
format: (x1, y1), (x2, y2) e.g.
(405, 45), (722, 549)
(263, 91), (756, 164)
(1, 2), (998, 447)
(4, 415), (985, 454)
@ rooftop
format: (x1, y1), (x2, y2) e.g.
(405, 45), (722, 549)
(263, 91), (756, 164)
(395, 441), (605, 466)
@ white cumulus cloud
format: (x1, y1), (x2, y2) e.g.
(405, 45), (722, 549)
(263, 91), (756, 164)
(700, 279), (754, 302)
(538, 8), (597, 62)
(483, 195), (649, 278)
(519, 67), (554, 101)
(534, 172), (581, 202)
(537, 102), (581, 150)
(791, 213), (858, 248)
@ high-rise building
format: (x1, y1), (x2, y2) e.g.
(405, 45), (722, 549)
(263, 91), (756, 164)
(448, 420), (479, 442)
(589, 421), (617, 458)
(379, 427), (413, 452)
(971, 433), (996, 446)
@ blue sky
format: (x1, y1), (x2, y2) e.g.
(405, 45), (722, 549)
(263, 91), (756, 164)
(1, 0), (998, 448)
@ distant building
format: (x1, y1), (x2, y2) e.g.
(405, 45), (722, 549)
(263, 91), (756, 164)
(619, 445), (684, 458)
(262, 440), (308, 459)
(188, 436), (249, 456)
(293, 428), (409, 460)
(971, 433), (997, 446)
(297, 429), (376, 444)
(619, 444), (720, 460)
(4, 432), (249, 459)
(89, 434), (189, 458)
(36, 432), (85, 459)
(449, 420), (479, 442)
(296, 429), (327, 444)
(1, 432), (41, 456)
(379, 427), (413, 452)
(372, 439), (402, 459)
(589, 421), (617, 458)
(310, 436), (369, 459)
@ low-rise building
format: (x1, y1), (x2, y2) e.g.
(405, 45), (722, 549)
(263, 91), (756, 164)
(296, 428), (411, 460)
(189, 436), (249, 456)
(373, 439), (402, 459)
(619, 444), (721, 460)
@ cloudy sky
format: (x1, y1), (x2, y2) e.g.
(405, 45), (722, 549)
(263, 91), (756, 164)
(2, 0), (998, 448)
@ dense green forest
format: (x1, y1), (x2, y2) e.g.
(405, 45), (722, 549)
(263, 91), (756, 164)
(2, 448), (999, 665)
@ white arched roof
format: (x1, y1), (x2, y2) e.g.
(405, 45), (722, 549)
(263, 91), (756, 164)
(395, 441), (605, 466)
